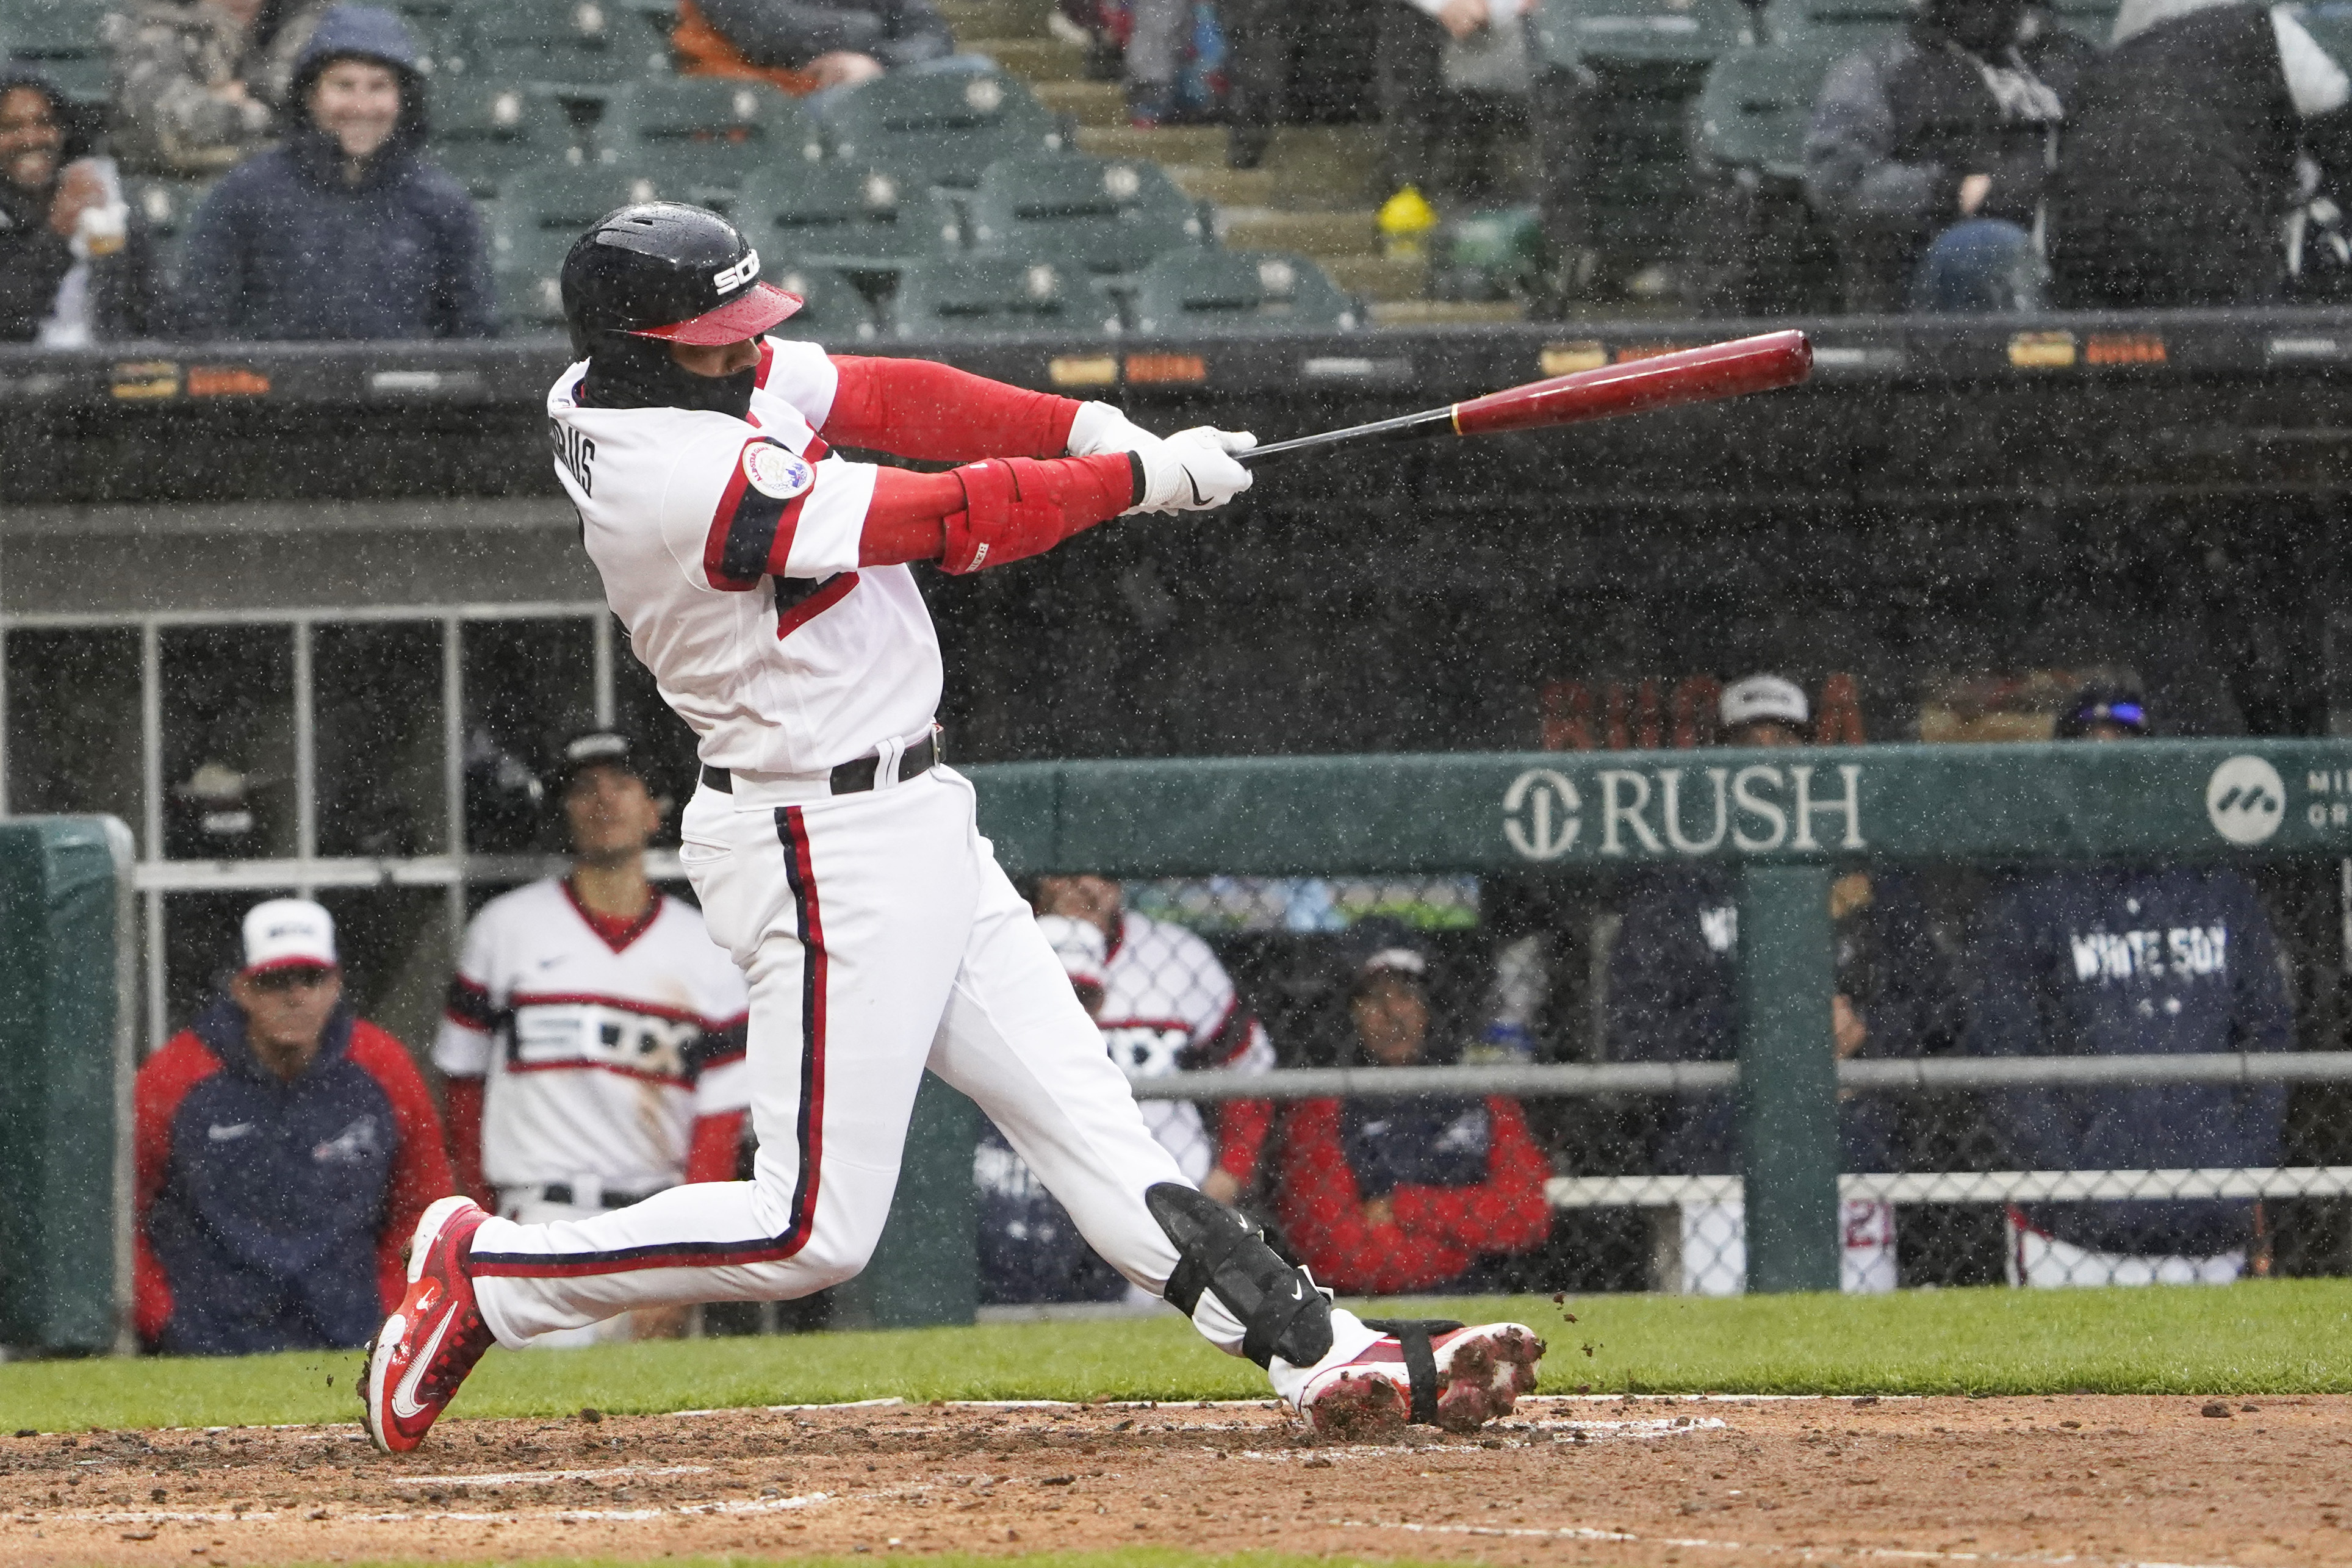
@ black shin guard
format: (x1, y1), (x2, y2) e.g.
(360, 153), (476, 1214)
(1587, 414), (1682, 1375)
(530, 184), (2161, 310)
(1146, 1182), (1334, 1369)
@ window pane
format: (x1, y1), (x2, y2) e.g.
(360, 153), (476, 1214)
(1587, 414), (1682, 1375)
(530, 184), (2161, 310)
(4, 628), (142, 830)
(316, 622), (446, 858)
(159, 627), (295, 861)
(459, 619), (594, 853)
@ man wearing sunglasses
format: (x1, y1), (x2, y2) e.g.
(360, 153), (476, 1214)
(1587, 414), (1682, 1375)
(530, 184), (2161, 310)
(133, 897), (453, 1354)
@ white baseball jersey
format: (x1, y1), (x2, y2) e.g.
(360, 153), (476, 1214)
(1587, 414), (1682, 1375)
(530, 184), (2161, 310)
(547, 339), (938, 777)
(1097, 910), (1274, 1183)
(434, 878), (752, 1192)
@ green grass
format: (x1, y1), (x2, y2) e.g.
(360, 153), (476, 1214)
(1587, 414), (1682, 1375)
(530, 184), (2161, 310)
(8, 1280), (2351, 1433)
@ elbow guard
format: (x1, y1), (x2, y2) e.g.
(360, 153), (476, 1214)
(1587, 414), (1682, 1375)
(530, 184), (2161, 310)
(940, 453), (1143, 574)
(1147, 1181), (1334, 1369)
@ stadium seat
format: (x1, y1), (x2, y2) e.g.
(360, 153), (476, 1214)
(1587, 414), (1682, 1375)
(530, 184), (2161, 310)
(1684, 43), (1844, 314)
(760, 261), (880, 341)
(953, 153), (1206, 276)
(437, 0), (672, 89)
(1773, 0), (1908, 46)
(427, 79), (596, 200)
(886, 255), (1115, 337)
(600, 78), (824, 207)
(1128, 249), (1358, 335)
(1, 0), (113, 102)
(735, 163), (946, 269)
(814, 68), (1066, 189)
(488, 167), (667, 327)
(1691, 41), (1830, 184)
(1533, 0), (1758, 68)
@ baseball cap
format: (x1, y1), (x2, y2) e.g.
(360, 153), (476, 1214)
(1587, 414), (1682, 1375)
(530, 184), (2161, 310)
(2055, 683), (2149, 738)
(552, 728), (642, 788)
(1035, 914), (1109, 999)
(1720, 674), (1810, 732)
(242, 897), (337, 976)
(1346, 916), (1428, 993)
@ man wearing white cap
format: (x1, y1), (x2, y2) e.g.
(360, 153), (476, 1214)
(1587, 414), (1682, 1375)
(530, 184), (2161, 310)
(132, 898), (454, 1354)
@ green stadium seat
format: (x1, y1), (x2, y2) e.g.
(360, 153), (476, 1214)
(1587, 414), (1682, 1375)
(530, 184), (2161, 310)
(1774, 0), (1907, 45)
(886, 255), (1115, 337)
(488, 167), (668, 326)
(814, 67), (1065, 189)
(1534, 0), (1759, 68)
(427, 79), (595, 200)
(1691, 41), (1833, 184)
(760, 261), (880, 341)
(1128, 249), (1358, 334)
(954, 153), (1205, 276)
(599, 77), (824, 206)
(2, 0), (113, 102)
(437, 0), (672, 89)
(735, 163), (946, 268)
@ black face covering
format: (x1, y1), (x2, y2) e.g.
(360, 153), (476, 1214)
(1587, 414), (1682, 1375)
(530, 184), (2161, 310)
(1932, 0), (2026, 52)
(578, 331), (756, 417)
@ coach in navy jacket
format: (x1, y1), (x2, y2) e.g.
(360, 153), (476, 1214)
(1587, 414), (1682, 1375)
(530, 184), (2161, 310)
(137, 898), (452, 1355)
(1964, 688), (2294, 1260)
(175, 5), (492, 340)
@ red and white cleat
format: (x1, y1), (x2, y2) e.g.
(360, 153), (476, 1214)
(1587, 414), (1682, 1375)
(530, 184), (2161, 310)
(1297, 1321), (1545, 1440)
(364, 1196), (494, 1454)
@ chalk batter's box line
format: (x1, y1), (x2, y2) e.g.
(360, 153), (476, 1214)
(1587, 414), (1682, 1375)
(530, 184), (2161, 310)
(1336, 1516), (2251, 1568)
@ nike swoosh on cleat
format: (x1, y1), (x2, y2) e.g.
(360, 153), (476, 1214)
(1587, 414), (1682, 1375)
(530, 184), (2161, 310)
(389, 1296), (458, 1422)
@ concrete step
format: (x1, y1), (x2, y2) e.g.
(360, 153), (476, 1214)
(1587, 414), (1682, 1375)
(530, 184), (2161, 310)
(939, 0), (1054, 38)
(1163, 163), (1273, 206)
(1220, 207), (1379, 260)
(972, 36), (1087, 79)
(1032, 79), (1123, 127)
(1370, 298), (1527, 326)
(1076, 124), (1225, 164)
(1321, 252), (1427, 303)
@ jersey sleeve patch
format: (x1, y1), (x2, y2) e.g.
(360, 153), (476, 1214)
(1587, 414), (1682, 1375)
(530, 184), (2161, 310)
(704, 439), (818, 589)
(444, 975), (497, 1033)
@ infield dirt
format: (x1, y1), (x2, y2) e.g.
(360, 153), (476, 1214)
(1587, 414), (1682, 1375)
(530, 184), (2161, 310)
(2, 1394), (2346, 1567)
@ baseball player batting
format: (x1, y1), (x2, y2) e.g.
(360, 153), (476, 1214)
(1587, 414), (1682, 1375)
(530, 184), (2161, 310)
(364, 202), (1544, 1453)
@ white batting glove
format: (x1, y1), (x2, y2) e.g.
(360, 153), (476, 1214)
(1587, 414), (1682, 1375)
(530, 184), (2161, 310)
(1065, 400), (1168, 462)
(1129, 426), (1256, 514)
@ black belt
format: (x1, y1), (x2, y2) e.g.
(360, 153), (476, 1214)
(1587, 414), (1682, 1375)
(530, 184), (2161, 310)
(536, 1183), (657, 1209)
(702, 732), (938, 797)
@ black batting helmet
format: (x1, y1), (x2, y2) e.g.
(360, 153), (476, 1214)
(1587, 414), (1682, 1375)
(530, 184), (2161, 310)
(559, 202), (802, 358)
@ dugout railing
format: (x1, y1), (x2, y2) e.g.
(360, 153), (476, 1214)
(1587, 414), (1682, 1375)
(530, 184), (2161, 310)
(963, 738), (2352, 1299)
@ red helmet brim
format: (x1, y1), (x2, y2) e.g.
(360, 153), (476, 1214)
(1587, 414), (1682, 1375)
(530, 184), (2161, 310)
(630, 281), (804, 345)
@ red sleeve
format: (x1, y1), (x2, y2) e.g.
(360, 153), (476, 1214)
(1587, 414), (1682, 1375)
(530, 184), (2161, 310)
(132, 1033), (221, 1348)
(824, 356), (1082, 461)
(1386, 1099), (1554, 1257)
(685, 1109), (747, 1184)
(442, 1076), (488, 1207)
(347, 1023), (458, 1311)
(1215, 1098), (1274, 1187)
(859, 453), (1137, 572)
(1274, 1100), (1472, 1295)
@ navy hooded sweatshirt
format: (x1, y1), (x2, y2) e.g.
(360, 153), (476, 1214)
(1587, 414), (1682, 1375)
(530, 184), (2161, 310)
(175, 5), (493, 340)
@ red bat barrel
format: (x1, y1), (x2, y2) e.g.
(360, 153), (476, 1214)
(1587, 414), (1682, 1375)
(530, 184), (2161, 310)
(1448, 329), (1813, 439)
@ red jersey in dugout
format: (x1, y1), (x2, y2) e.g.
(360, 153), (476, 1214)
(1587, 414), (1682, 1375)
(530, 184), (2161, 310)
(547, 337), (942, 778)
(434, 878), (750, 1193)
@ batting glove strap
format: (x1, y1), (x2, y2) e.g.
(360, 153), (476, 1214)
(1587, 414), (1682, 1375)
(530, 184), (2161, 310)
(940, 453), (1144, 574)
(1065, 400), (1167, 460)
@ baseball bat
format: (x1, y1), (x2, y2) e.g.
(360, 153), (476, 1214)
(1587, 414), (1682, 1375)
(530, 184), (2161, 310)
(1239, 329), (1813, 464)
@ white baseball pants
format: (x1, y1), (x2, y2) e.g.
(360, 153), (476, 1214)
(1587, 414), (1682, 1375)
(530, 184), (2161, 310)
(466, 763), (1339, 1376)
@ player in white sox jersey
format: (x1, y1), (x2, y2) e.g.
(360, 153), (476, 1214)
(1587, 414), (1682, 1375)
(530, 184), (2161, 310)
(365, 203), (1542, 1452)
(434, 730), (751, 1344)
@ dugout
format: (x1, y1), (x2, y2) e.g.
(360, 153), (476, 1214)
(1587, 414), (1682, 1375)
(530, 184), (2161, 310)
(5, 309), (2352, 1305)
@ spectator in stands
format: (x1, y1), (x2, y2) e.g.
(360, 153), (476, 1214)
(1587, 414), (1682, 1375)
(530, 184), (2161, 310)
(1606, 674), (1953, 1294)
(1276, 921), (1553, 1295)
(108, 0), (327, 177)
(2049, 0), (2352, 307)
(1378, 0), (1532, 207)
(672, 0), (955, 93)
(134, 898), (453, 1355)
(977, 878), (1279, 1304)
(436, 730), (750, 1345)
(0, 70), (157, 343)
(1804, 0), (2095, 312)
(1965, 683), (2293, 1287)
(175, 5), (493, 341)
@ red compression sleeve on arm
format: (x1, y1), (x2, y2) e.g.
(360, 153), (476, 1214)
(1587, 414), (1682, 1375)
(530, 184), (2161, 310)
(825, 356), (1082, 460)
(858, 454), (1140, 571)
(685, 1110), (747, 1184)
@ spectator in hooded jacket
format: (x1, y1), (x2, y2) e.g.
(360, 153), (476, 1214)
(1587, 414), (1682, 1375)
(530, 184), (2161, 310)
(107, 0), (328, 177)
(672, 0), (955, 94)
(1275, 922), (1553, 1296)
(0, 71), (157, 342)
(176, 5), (492, 340)
(135, 898), (453, 1354)
(2049, 0), (2352, 307)
(1805, 0), (2096, 312)
(1965, 685), (2293, 1287)
(1606, 674), (1957, 1294)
